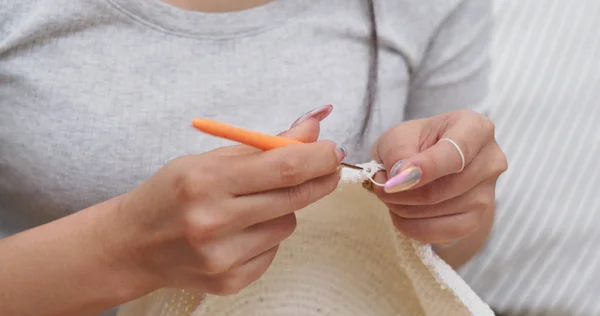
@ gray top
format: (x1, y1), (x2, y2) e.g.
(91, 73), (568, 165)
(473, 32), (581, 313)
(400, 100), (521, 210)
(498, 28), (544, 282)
(0, 0), (490, 314)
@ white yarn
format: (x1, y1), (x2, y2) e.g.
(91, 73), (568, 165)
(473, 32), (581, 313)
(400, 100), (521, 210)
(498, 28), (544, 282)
(118, 161), (493, 316)
(340, 160), (386, 187)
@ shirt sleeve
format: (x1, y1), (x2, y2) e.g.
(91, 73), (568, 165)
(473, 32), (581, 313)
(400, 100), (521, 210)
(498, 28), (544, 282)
(404, 0), (493, 120)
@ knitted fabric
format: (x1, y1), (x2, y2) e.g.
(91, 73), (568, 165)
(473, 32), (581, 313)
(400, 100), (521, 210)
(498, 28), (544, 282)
(118, 162), (493, 316)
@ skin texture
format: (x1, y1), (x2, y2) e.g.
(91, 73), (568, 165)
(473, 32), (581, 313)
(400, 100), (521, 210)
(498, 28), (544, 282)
(372, 110), (508, 269)
(0, 2), (504, 314)
(0, 106), (505, 315)
(0, 119), (344, 316)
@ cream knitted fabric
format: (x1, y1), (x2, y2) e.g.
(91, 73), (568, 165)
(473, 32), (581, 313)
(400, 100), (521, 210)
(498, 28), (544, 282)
(118, 162), (493, 316)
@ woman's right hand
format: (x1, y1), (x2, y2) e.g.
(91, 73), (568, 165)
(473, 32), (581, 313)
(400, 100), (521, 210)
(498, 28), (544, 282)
(108, 118), (344, 296)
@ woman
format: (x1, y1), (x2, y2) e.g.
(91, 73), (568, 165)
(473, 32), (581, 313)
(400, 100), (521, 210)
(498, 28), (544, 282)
(0, 0), (506, 315)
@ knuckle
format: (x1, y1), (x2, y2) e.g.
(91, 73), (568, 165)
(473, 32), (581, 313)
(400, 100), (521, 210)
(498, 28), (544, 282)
(420, 154), (438, 176)
(416, 185), (443, 205)
(464, 109), (495, 138)
(483, 117), (495, 133)
(486, 145), (508, 178)
(376, 127), (412, 164)
(285, 184), (313, 210)
(496, 150), (509, 174)
(472, 188), (495, 213)
(452, 109), (479, 122)
(481, 118), (496, 140)
(444, 213), (480, 240)
(323, 173), (341, 194)
(398, 221), (428, 242)
(389, 205), (412, 218)
(267, 214), (298, 240)
(275, 154), (306, 186)
(319, 140), (341, 166)
(284, 173), (339, 210)
(471, 197), (491, 214)
(457, 213), (481, 237)
(391, 215), (415, 236)
(197, 246), (237, 275)
(280, 213), (298, 235)
(172, 166), (197, 203)
(173, 164), (216, 203)
(185, 211), (223, 241)
(385, 146), (412, 167)
(207, 277), (244, 296)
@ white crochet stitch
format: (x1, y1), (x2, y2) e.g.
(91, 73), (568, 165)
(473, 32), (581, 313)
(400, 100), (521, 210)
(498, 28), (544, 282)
(340, 160), (386, 185)
(118, 162), (493, 316)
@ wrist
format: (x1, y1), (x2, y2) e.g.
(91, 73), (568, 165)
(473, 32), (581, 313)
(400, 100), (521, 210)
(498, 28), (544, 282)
(0, 195), (164, 315)
(88, 195), (164, 302)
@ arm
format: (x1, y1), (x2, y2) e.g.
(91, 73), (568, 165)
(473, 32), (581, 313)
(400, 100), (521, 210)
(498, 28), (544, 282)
(0, 119), (338, 315)
(405, 0), (494, 267)
(0, 197), (154, 316)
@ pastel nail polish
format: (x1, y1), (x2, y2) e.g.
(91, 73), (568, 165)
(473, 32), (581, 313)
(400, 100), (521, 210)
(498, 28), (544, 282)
(335, 145), (347, 162)
(389, 161), (403, 177)
(291, 104), (333, 127)
(384, 166), (422, 193)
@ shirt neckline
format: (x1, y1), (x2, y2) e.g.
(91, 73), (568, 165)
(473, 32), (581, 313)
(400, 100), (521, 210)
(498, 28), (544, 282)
(106, 0), (313, 39)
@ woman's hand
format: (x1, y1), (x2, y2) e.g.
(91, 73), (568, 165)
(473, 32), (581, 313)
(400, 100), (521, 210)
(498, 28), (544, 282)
(0, 108), (341, 316)
(111, 118), (344, 295)
(371, 110), (507, 266)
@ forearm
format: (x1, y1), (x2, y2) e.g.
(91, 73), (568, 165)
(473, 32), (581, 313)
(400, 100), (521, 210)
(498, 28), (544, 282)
(434, 207), (494, 269)
(0, 197), (154, 316)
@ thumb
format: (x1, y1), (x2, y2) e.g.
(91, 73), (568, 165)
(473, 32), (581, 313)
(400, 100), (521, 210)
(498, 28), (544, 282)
(377, 112), (487, 193)
(371, 119), (423, 190)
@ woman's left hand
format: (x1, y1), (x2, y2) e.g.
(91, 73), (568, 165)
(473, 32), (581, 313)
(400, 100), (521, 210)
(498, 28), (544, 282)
(371, 110), (508, 247)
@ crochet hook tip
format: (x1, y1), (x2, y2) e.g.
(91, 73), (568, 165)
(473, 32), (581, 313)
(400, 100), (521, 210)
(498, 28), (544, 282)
(340, 162), (364, 171)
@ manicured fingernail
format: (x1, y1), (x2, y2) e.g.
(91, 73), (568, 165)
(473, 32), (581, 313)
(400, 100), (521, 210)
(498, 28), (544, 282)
(335, 145), (347, 163)
(389, 161), (403, 177)
(291, 104), (333, 127)
(384, 166), (422, 193)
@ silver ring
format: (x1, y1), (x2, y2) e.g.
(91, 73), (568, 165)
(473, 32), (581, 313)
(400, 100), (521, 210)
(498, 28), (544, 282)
(439, 138), (465, 173)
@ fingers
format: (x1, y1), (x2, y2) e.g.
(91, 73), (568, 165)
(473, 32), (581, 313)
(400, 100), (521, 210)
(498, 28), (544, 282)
(201, 246), (279, 295)
(194, 214), (296, 275)
(386, 180), (495, 218)
(231, 173), (340, 227)
(225, 140), (344, 195)
(181, 169), (338, 241)
(389, 180), (495, 244)
(371, 119), (423, 166)
(391, 211), (483, 245)
(374, 111), (496, 193)
(398, 115), (490, 184)
(375, 142), (505, 205)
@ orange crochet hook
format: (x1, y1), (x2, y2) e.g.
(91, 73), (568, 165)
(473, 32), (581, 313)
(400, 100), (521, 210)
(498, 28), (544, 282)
(192, 118), (303, 150)
(191, 118), (363, 170)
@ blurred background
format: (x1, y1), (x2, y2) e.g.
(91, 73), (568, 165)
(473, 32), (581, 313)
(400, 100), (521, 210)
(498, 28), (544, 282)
(458, 1), (600, 315)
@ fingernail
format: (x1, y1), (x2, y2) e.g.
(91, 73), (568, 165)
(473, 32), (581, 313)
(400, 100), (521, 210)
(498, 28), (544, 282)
(291, 104), (333, 128)
(335, 145), (347, 163)
(384, 166), (422, 193)
(389, 161), (403, 177)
